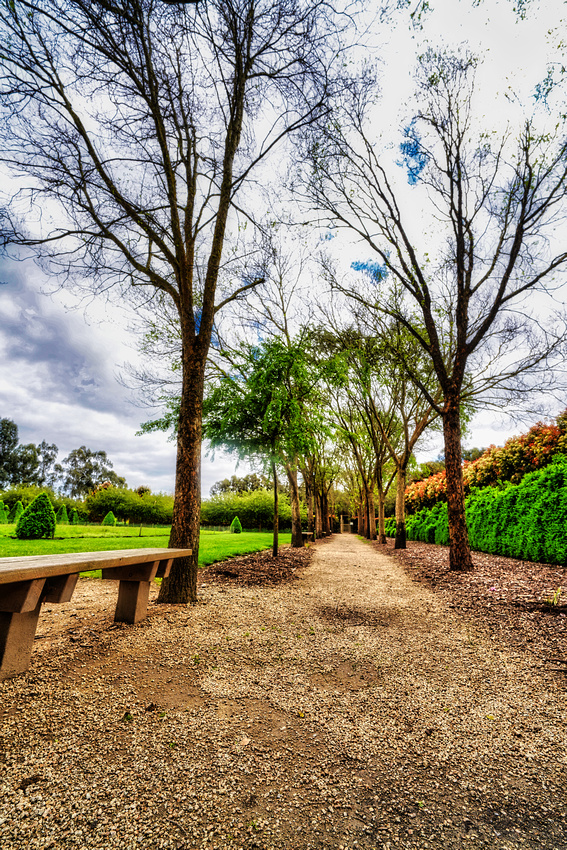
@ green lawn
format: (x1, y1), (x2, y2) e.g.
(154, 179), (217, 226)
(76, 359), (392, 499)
(0, 525), (290, 572)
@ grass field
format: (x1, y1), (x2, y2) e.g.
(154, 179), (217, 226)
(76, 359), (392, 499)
(0, 525), (291, 573)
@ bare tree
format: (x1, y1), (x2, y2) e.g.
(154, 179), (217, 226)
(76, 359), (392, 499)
(0, 0), (349, 601)
(303, 49), (567, 570)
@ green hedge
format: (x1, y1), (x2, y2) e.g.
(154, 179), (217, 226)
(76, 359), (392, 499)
(405, 455), (567, 565)
(384, 517), (397, 537)
(84, 487), (174, 524)
(200, 489), (302, 530)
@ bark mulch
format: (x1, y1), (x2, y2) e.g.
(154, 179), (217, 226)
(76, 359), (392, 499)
(374, 538), (567, 671)
(198, 543), (313, 587)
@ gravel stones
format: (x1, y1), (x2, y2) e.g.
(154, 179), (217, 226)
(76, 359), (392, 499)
(0, 536), (565, 849)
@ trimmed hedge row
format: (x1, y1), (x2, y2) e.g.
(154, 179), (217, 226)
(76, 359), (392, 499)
(201, 489), (303, 529)
(400, 456), (567, 565)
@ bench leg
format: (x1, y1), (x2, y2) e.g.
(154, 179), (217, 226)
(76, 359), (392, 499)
(114, 580), (150, 624)
(0, 602), (42, 680)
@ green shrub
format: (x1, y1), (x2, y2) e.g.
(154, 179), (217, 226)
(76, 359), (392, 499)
(56, 504), (69, 525)
(102, 510), (117, 526)
(16, 493), (56, 539)
(384, 517), (397, 537)
(230, 516), (243, 534)
(0, 501), (8, 524)
(9, 500), (24, 523)
(70, 508), (80, 525)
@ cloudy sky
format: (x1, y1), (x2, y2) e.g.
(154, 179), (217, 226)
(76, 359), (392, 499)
(0, 0), (565, 498)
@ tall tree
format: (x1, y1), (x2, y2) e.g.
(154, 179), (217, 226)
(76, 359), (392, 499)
(203, 337), (322, 551)
(0, 0), (347, 602)
(305, 50), (567, 570)
(57, 446), (126, 498)
(0, 419), (19, 488)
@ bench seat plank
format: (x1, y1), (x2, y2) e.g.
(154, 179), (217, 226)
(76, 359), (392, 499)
(0, 548), (191, 584)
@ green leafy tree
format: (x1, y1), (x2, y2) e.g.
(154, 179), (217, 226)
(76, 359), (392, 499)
(16, 493), (56, 540)
(70, 508), (80, 526)
(203, 337), (323, 554)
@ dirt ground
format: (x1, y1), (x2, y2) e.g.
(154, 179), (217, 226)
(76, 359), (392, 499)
(0, 534), (565, 850)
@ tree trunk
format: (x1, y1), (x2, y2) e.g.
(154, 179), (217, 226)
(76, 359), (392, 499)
(272, 461), (279, 558)
(322, 488), (330, 534)
(367, 487), (377, 540)
(305, 476), (314, 534)
(394, 466), (407, 550)
(358, 491), (366, 538)
(443, 402), (473, 571)
(376, 481), (386, 543)
(315, 489), (323, 537)
(158, 348), (206, 604)
(285, 461), (303, 548)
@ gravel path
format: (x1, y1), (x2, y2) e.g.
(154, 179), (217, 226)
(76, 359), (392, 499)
(0, 534), (565, 850)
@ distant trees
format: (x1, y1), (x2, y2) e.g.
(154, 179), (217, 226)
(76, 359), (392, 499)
(57, 447), (126, 499)
(201, 488), (300, 530)
(0, 419), (58, 488)
(0, 418), (127, 497)
(210, 474), (267, 497)
(85, 487), (174, 525)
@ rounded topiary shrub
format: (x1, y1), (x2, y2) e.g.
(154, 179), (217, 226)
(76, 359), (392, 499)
(102, 510), (117, 526)
(230, 515), (243, 534)
(16, 493), (56, 540)
(56, 504), (69, 525)
(9, 500), (24, 523)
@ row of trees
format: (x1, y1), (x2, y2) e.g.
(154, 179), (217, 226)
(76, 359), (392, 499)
(0, 419), (126, 497)
(2, 1), (567, 601)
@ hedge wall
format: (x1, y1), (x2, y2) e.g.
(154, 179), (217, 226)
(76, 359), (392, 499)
(401, 456), (567, 565)
(200, 489), (304, 529)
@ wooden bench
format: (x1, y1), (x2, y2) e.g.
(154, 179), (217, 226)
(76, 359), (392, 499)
(301, 531), (315, 545)
(0, 547), (191, 681)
